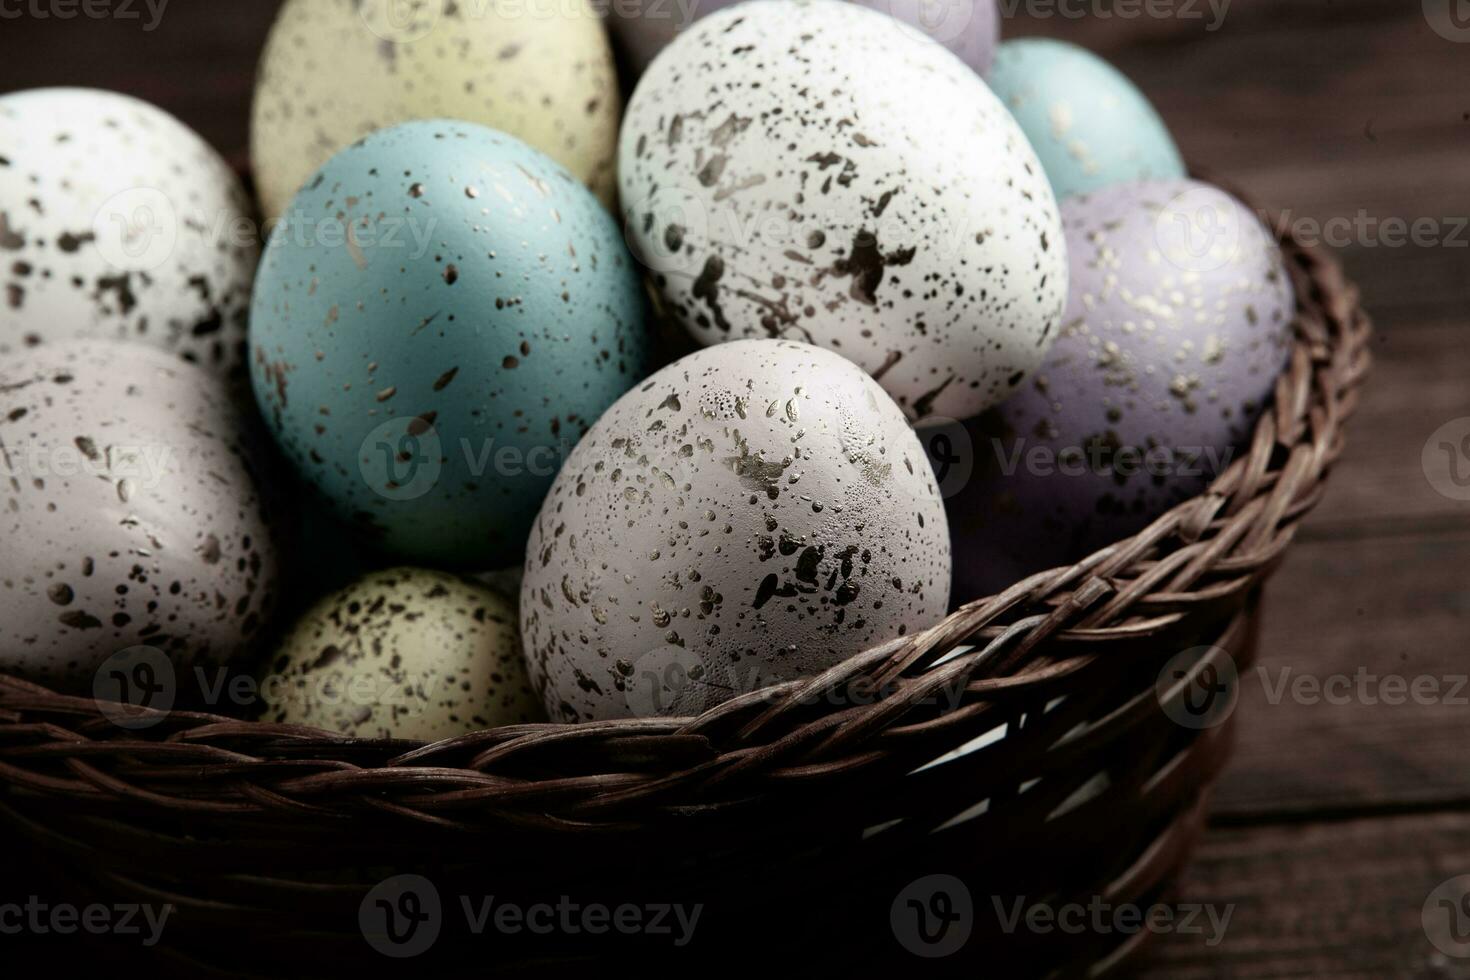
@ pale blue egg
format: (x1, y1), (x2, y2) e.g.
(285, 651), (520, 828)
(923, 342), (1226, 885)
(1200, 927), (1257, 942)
(249, 120), (649, 568)
(987, 38), (1185, 200)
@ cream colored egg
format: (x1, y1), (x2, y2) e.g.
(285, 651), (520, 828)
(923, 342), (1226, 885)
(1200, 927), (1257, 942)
(250, 0), (621, 219)
(263, 568), (543, 740)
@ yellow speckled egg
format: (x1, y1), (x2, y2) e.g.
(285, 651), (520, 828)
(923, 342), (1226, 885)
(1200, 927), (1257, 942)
(262, 568), (543, 740)
(250, 0), (621, 219)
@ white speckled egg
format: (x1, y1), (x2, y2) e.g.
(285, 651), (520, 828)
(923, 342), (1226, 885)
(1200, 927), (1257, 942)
(0, 341), (282, 690)
(945, 180), (1295, 600)
(0, 88), (258, 376)
(619, 0), (1067, 425)
(520, 339), (952, 723)
(251, 0), (622, 219)
(263, 568), (542, 739)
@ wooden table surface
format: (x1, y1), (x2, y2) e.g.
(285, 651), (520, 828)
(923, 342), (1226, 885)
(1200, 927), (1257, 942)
(3, 2), (1467, 975)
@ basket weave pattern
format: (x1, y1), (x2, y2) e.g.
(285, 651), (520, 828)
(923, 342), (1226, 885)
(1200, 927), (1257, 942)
(0, 227), (1371, 976)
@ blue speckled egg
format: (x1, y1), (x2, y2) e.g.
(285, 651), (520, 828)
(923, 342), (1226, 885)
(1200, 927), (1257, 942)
(987, 38), (1185, 200)
(249, 120), (649, 568)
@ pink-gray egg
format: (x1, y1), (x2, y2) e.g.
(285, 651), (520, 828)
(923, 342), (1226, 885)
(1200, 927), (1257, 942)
(608, 0), (1000, 78)
(0, 341), (282, 689)
(520, 339), (951, 722)
(944, 180), (1296, 601)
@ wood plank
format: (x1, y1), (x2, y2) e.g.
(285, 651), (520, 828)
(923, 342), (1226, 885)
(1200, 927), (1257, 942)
(1214, 526), (1470, 817)
(1297, 319), (1470, 534)
(1138, 811), (1470, 978)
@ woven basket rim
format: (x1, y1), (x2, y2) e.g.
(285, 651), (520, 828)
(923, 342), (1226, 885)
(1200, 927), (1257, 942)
(0, 217), (1372, 826)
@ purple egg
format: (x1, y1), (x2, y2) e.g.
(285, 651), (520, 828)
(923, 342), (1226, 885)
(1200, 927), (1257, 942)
(941, 179), (1296, 602)
(609, 0), (999, 78)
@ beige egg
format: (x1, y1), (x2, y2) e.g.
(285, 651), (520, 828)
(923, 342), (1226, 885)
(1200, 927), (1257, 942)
(263, 568), (543, 740)
(250, 0), (621, 219)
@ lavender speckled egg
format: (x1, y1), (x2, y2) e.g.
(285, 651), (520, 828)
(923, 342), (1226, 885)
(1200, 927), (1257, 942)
(520, 339), (952, 723)
(251, 0), (622, 219)
(0, 341), (282, 690)
(619, 0), (1066, 425)
(609, 0), (1000, 78)
(249, 120), (649, 569)
(0, 88), (257, 376)
(262, 568), (542, 740)
(944, 180), (1295, 601)
(985, 39), (1186, 200)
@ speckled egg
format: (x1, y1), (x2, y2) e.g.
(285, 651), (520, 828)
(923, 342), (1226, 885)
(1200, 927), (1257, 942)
(0, 88), (257, 376)
(251, 0), (621, 219)
(521, 339), (952, 723)
(249, 120), (649, 569)
(609, 0), (1000, 78)
(619, 0), (1066, 425)
(944, 180), (1295, 600)
(986, 38), (1186, 201)
(262, 568), (542, 739)
(0, 341), (282, 690)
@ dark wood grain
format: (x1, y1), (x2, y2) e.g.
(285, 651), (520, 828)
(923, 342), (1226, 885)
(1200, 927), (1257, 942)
(1141, 811), (1470, 978)
(1218, 526), (1470, 817)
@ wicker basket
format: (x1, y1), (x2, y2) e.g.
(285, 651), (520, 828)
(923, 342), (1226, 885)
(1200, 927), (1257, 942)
(0, 225), (1370, 977)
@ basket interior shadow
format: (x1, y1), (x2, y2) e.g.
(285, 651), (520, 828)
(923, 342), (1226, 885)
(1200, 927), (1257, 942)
(0, 227), (1371, 977)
